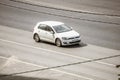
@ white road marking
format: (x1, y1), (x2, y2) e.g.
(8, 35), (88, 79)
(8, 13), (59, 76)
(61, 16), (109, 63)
(0, 56), (18, 70)
(0, 56), (94, 80)
(0, 38), (115, 67)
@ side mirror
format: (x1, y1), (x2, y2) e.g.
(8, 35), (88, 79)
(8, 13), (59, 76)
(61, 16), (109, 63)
(50, 31), (54, 34)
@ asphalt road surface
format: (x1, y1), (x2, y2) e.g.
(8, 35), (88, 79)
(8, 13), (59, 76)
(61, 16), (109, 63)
(0, 0), (120, 50)
(0, 25), (120, 80)
(0, 0), (120, 80)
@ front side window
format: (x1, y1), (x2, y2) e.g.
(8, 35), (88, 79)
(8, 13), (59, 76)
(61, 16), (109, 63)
(46, 26), (53, 32)
(53, 24), (72, 33)
(38, 24), (53, 32)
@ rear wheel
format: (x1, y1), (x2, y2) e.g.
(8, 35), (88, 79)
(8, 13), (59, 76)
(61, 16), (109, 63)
(33, 34), (40, 42)
(55, 38), (62, 47)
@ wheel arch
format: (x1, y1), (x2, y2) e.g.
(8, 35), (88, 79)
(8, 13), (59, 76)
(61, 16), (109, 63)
(55, 38), (62, 46)
(55, 38), (60, 43)
(33, 33), (38, 39)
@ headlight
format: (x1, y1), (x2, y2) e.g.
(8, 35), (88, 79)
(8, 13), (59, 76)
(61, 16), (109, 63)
(76, 35), (80, 38)
(62, 37), (68, 40)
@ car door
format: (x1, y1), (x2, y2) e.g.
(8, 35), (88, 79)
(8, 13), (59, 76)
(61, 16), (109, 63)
(38, 24), (47, 40)
(45, 26), (55, 42)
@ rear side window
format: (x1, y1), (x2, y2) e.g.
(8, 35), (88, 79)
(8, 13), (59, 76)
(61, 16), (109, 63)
(38, 24), (46, 30)
(38, 24), (53, 32)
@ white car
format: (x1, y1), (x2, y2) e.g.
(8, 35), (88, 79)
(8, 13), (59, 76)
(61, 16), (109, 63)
(33, 21), (81, 47)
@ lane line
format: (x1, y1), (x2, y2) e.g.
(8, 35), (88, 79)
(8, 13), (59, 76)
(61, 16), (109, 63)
(0, 56), (94, 80)
(0, 38), (115, 67)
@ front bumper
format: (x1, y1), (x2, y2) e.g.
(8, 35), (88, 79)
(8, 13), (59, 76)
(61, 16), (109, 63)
(61, 38), (81, 45)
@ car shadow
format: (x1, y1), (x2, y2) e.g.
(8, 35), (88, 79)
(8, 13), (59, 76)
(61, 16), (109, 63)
(0, 74), (55, 80)
(40, 41), (56, 46)
(39, 41), (87, 48)
(62, 41), (87, 48)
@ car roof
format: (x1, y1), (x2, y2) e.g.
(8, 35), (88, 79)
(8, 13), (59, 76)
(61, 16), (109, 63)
(38, 21), (64, 26)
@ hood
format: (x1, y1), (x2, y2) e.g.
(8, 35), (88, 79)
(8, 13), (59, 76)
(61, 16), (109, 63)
(56, 30), (80, 38)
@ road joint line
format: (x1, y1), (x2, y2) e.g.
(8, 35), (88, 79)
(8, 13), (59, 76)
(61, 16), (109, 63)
(0, 38), (115, 67)
(0, 2), (120, 25)
(10, 0), (120, 17)
(0, 56), (94, 80)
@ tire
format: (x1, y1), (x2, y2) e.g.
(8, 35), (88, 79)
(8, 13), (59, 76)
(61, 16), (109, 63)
(55, 38), (62, 47)
(33, 34), (40, 42)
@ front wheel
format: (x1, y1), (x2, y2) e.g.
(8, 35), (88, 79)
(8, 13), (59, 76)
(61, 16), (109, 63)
(33, 34), (40, 42)
(55, 38), (62, 47)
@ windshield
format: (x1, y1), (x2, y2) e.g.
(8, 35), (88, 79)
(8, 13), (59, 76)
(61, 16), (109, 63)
(53, 24), (72, 33)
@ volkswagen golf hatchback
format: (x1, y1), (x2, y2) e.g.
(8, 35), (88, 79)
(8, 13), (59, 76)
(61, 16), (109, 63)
(33, 21), (81, 46)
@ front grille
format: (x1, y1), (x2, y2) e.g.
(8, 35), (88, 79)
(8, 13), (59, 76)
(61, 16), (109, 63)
(68, 36), (80, 40)
(68, 37), (75, 39)
(69, 40), (80, 44)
